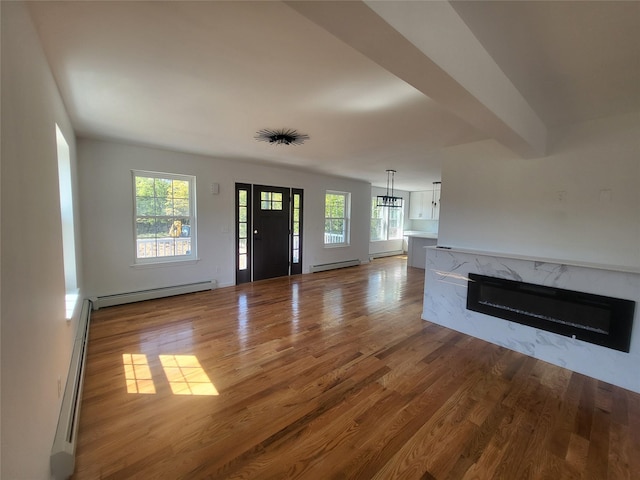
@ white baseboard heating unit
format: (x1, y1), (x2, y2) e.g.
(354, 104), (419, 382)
(91, 280), (215, 310)
(370, 250), (404, 259)
(309, 259), (360, 273)
(51, 299), (92, 480)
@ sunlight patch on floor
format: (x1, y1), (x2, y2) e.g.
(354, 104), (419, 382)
(159, 354), (219, 396)
(122, 353), (156, 394)
(122, 353), (218, 395)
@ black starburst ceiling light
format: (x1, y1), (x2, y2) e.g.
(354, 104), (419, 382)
(254, 128), (310, 146)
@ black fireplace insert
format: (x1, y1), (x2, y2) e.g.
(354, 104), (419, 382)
(466, 273), (635, 353)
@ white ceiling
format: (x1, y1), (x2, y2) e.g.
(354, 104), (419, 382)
(28, 1), (640, 191)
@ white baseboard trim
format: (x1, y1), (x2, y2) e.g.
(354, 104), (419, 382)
(370, 250), (404, 259)
(90, 280), (216, 310)
(309, 259), (361, 273)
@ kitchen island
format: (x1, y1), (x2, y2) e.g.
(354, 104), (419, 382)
(404, 231), (438, 269)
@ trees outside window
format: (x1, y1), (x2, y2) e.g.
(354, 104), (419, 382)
(324, 191), (350, 246)
(371, 197), (404, 241)
(133, 171), (196, 263)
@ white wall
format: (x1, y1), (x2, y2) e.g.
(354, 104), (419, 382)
(438, 112), (640, 268)
(369, 186), (410, 257)
(78, 139), (371, 298)
(408, 219), (439, 234)
(1, 2), (82, 478)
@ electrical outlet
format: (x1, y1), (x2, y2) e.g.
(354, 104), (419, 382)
(57, 376), (62, 398)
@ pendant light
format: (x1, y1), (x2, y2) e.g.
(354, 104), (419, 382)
(376, 170), (403, 208)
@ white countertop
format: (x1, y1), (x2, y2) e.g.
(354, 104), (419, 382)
(427, 245), (640, 274)
(404, 231), (438, 239)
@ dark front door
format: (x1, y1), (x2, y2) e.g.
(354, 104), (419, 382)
(252, 185), (291, 281)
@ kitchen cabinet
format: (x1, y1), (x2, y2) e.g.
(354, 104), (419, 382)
(409, 190), (428, 220)
(409, 187), (440, 220)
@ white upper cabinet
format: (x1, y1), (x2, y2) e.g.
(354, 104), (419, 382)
(409, 184), (441, 220)
(409, 190), (430, 219)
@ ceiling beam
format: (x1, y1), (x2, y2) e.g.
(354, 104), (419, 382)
(286, 0), (547, 158)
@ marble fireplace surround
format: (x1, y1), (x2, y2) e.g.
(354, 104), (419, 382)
(423, 247), (640, 393)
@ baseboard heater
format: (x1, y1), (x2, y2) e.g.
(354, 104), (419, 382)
(370, 250), (404, 259)
(310, 259), (361, 273)
(51, 299), (92, 480)
(90, 280), (215, 310)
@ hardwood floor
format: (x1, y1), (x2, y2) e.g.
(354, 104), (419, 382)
(73, 256), (640, 479)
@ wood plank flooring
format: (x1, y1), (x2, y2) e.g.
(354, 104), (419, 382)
(73, 256), (640, 479)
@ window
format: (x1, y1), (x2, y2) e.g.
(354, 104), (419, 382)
(237, 185), (250, 275)
(292, 191), (302, 265)
(56, 124), (78, 319)
(133, 171), (196, 263)
(371, 197), (404, 241)
(324, 191), (350, 246)
(260, 191), (283, 210)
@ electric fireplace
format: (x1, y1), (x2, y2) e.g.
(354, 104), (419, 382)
(466, 273), (635, 353)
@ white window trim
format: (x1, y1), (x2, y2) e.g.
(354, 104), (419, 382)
(132, 170), (197, 265)
(56, 124), (79, 320)
(371, 196), (404, 242)
(324, 190), (351, 247)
